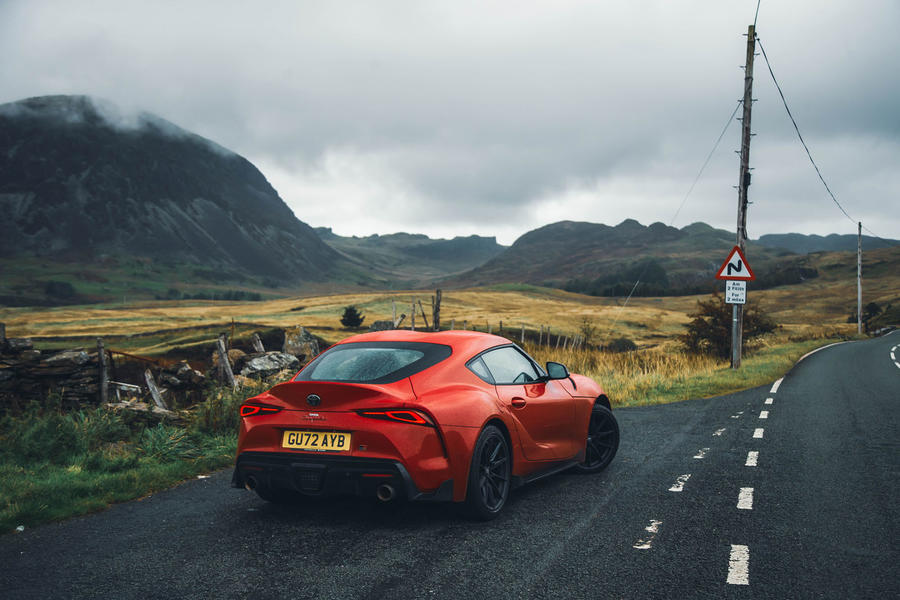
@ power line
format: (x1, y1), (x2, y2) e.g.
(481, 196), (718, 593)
(603, 100), (743, 341)
(753, 0), (762, 28)
(757, 38), (882, 239)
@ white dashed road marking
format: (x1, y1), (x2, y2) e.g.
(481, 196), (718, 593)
(770, 378), (783, 394)
(693, 448), (709, 459)
(669, 474), (691, 492)
(745, 451), (758, 467)
(713, 428), (726, 436)
(753, 428), (764, 439)
(764, 397), (773, 405)
(727, 545), (750, 585)
(759, 410), (769, 419)
(633, 520), (662, 550)
(737, 487), (754, 510)
(731, 411), (744, 419)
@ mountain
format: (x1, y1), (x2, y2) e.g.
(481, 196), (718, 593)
(756, 232), (899, 254)
(0, 95), (345, 301)
(446, 219), (814, 295)
(315, 228), (505, 286)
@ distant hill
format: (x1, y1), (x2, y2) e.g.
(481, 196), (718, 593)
(756, 232), (899, 254)
(446, 219), (816, 296)
(0, 95), (361, 304)
(315, 228), (505, 286)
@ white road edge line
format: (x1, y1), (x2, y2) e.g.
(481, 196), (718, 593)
(745, 451), (758, 467)
(759, 410), (769, 419)
(713, 428), (726, 436)
(669, 474), (691, 492)
(764, 397), (773, 405)
(633, 519), (662, 550)
(727, 545), (750, 585)
(797, 341), (849, 364)
(769, 378), (783, 394)
(753, 428), (764, 439)
(694, 448), (710, 459)
(737, 487), (754, 510)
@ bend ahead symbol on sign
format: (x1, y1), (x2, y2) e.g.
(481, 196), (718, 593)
(716, 246), (756, 281)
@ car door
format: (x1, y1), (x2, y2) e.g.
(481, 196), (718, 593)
(480, 346), (576, 461)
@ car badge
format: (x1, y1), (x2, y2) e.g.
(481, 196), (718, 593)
(306, 394), (322, 407)
(305, 412), (325, 421)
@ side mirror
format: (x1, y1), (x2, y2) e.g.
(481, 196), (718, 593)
(546, 361), (569, 380)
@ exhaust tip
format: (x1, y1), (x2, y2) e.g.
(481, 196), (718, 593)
(244, 475), (259, 491)
(376, 483), (396, 502)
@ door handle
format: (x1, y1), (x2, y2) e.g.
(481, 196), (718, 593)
(511, 397), (527, 408)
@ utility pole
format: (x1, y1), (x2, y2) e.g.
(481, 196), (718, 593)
(857, 222), (862, 335)
(732, 24), (756, 369)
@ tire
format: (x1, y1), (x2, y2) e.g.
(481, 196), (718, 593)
(573, 404), (619, 473)
(465, 425), (511, 520)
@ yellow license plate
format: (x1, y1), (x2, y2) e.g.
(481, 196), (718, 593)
(282, 430), (351, 452)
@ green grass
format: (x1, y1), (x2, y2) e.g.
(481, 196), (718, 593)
(0, 381), (270, 534)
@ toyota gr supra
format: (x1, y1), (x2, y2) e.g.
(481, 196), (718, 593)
(232, 330), (619, 519)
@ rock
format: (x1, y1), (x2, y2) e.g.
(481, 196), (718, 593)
(283, 326), (320, 362)
(210, 348), (247, 374)
(369, 320), (395, 332)
(42, 349), (91, 368)
(3, 338), (34, 355)
(240, 352), (300, 379)
(159, 361), (206, 389)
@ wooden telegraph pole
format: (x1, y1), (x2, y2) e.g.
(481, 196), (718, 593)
(857, 222), (862, 335)
(732, 24), (756, 369)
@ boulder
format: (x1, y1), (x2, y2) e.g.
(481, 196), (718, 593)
(283, 326), (319, 362)
(369, 320), (395, 332)
(240, 351), (300, 379)
(210, 348), (247, 374)
(159, 361), (206, 389)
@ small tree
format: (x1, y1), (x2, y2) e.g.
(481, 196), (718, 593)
(340, 305), (365, 328)
(578, 317), (599, 347)
(679, 292), (776, 359)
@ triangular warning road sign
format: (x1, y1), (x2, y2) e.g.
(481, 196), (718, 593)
(715, 246), (756, 281)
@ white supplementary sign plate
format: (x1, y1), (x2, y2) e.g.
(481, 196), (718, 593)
(725, 280), (747, 304)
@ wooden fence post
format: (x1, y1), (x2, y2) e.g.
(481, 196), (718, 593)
(538, 325), (543, 346)
(521, 323), (525, 344)
(432, 289), (442, 331)
(216, 334), (237, 389)
(251, 333), (265, 353)
(418, 300), (430, 330)
(97, 337), (109, 405)
(411, 301), (416, 331)
(463, 320), (468, 331)
(392, 300), (397, 327)
(0, 322), (5, 345)
(450, 319), (455, 330)
(555, 333), (561, 349)
(144, 369), (168, 410)
(487, 322), (492, 334)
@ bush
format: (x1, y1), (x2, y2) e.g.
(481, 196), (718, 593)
(606, 337), (638, 353)
(679, 292), (777, 359)
(340, 305), (365, 328)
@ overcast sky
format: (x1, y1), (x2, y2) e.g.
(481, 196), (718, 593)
(2, 0), (897, 245)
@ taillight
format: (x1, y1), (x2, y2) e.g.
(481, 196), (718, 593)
(239, 403), (282, 417)
(357, 409), (434, 426)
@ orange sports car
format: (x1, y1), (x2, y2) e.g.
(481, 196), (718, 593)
(232, 330), (619, 519)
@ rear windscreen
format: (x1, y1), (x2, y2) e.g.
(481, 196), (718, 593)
(293, 341), (452, 384)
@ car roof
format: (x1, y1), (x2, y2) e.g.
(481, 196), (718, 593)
(333, 329), (511, 357)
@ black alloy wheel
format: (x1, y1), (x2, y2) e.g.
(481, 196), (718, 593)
(574, 404), (619, 473)
(466, 425), (511, 520)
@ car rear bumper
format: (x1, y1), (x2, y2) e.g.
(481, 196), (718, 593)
(232, 451), (454, 502)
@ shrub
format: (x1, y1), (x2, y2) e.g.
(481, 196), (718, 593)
(679, 292), (777, 359)
(606, 337), (637, 353)
(137, 424), (198, 462)
(340, 305), (365, 328)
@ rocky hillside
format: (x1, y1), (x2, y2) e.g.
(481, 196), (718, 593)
(757, 232), (898, 254)
(316, 228), (505, 286)
(446, 220), (814, 295)
(0, 95), (341, 285)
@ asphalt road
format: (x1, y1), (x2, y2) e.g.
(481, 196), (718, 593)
(2, 333), (897, 599)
